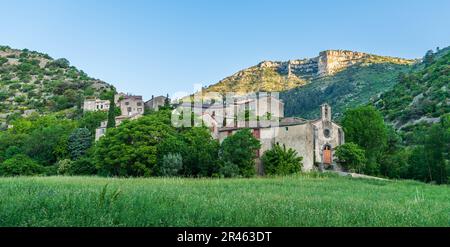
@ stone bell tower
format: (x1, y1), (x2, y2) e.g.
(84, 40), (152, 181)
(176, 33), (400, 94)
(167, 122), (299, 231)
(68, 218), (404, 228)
(321, 103), (332, 123)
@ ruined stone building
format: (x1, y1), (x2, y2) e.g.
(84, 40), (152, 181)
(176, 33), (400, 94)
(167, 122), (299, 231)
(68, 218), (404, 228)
(82, 98), (110, 112)
(145, 95), (168, 111)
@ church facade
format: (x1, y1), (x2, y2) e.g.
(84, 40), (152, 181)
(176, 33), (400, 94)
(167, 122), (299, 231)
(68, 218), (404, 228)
(215, 104), (344, 174)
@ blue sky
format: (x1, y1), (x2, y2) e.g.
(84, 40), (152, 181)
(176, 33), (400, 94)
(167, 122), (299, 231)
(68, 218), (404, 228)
(0, 0), (449, 100)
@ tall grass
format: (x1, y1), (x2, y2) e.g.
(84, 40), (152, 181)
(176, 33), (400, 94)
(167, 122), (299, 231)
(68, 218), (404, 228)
(0, 174), (448, 226)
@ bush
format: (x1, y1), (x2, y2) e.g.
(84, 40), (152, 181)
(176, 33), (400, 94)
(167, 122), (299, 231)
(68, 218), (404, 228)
(47, 58), (70, 69)
(0, 154), (43, 176)
(218, 161), (240, 178)
(335, 142), (367, 173)
(0, 57), (7, 66)
(157, 153), (183, 177)
(262, 144), (303, 175)
(70, 158), (96, 175)
(56, 159), (73, 175)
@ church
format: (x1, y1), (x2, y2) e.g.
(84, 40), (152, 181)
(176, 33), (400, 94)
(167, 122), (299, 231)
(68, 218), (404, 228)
(213, 103), (345, 174)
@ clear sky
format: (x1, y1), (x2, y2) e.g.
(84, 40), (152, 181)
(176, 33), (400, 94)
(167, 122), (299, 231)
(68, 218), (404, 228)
(0, 0), (449, 100)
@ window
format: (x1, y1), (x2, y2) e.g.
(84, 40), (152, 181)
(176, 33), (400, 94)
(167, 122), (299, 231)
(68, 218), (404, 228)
(125, 102), (130, 105)
(324, 129), (331, 138)
(127, 107), (132, 112)
(285, 127), (289, 131)
(138, 108), (142, 112)
(137, 102), (142, 106)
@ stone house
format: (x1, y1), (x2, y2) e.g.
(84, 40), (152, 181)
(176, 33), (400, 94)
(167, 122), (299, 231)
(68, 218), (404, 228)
(94, 93), (144, 141)
(83, 98), (110, 112)
(115, 93), (144, 116)
(145, 95), (168, 111)
(214, 104), (344, 174)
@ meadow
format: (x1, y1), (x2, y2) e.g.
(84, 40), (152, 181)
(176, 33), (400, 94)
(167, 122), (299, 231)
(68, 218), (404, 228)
(0, 174), (449, 227)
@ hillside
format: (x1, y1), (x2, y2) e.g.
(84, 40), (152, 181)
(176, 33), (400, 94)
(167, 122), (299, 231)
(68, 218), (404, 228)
(373, 47), (450, 143)
(0, 175), (448, 226)
(203, 50), (414, 118)
(0, 45), (114, 128)
(281, 63), (415, 119)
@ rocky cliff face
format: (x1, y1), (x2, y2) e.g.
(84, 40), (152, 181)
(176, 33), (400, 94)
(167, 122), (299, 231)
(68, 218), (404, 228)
(205, 50), (415, 94)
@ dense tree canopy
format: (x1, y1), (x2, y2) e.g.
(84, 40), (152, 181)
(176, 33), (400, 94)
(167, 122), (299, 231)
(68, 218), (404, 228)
(219, 129), (261, 177)
(94, 113), (177, 177)
(341, 106), (388, 175)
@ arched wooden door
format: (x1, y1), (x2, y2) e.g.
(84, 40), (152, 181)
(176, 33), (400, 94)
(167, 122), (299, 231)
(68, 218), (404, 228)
(323, 145), (332, 165)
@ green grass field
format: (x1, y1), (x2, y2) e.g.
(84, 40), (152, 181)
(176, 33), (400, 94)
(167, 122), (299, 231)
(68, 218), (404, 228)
(0, 174), (449, 227)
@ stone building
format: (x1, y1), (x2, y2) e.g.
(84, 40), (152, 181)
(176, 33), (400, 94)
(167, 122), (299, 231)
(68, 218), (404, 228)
(95, 93), (144, 141)
(215, 103), (344, 174)
(83, 98), (110, 112)
(145, 95), (168, 111)
(115, 93), (144, 116)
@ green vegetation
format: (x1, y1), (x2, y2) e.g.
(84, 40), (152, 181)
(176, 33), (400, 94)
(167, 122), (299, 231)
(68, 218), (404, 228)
(282, 63), (412, 119)
(262, 144), (303, 175)
(0, 175), (448, 227)
(341, 105), (387, 174)
(374, 48), (450, 142)
(335, 143), (366, 173)
(219, 129), (261, 177)
(0, 46), (113, 127)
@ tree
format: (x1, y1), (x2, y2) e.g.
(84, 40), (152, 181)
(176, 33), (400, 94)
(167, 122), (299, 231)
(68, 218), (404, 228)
(335, 142), (367, 173)
(107, 92), (116, 128)
(157, 153), (183, 177)
(70, 157), (97, 175)
(78, 111), (107, 136)
(262, 144), (303, 175)
(94, 114), (177, 177)
(341, 106), (387, 175)
(179, 127), (220, 177)
(423, 50), (435, 67)
(68, 128), (92, 160)
(0, 154), (43, 176)
(219, 129), (261, 177)
(422, 124), (447, 184)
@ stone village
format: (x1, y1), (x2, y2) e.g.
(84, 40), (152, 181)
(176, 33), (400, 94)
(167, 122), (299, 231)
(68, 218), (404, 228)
(83, 92), (344, 174)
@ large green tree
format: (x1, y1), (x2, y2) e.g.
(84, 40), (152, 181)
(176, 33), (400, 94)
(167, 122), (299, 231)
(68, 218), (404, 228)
(94, 114), (177, 177)
(341, 106), (388, 175)
(179, 127), (220, 177)
(68, 128), (92, 160)
(219, 129), (261, 177)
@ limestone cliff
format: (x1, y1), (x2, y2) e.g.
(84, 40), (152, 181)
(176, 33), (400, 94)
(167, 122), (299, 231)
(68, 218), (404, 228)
(205, 50), (415, 94)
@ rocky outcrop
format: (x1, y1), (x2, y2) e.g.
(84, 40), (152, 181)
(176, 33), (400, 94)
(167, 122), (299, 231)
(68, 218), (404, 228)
(205, 50), (415, 94)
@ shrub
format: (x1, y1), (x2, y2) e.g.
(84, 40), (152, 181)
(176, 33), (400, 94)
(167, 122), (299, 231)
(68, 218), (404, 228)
(262, 144), (303, 175)
(70, 158), (96, 175)
(218, 161), (240, 178)
(157, 153), (183, 177)
(47, 58), (70, 69)
(335, 142), (367, 173)
(0, 154), (43, 176)
(0, 57), (7, 66)
(56, 159), (73, 175)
